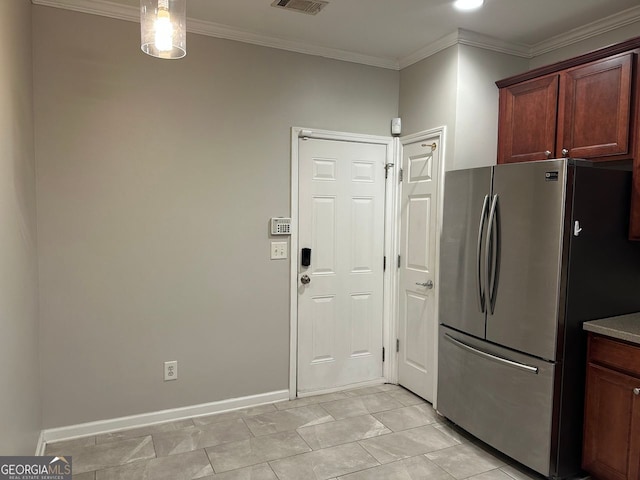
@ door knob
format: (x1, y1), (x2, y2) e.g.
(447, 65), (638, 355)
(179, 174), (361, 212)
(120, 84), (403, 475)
(300, 274), (311, 285)
(416, 280), (434, 289)
(634, 388), (640, 396)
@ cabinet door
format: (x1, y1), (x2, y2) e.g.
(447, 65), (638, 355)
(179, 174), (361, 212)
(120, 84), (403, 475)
(630, 389), (640, 480)
(631, 133), (640, 240)
(583, 362), (639, 480)
(558, 53), (633, 159)
(498, 75), (558, 164)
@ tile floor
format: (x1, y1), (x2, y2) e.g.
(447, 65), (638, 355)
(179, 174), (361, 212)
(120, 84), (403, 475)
(45, 384), (546, 480)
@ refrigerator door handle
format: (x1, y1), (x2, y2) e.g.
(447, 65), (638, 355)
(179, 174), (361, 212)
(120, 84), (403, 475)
(487, 194), (501, 314)
(485, 195), (498, 314)
(444, 333), (539, 374)
(476, 195), (490, 313)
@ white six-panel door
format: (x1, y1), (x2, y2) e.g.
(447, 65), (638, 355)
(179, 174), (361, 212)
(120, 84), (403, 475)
(397, 137), (441, 402)
(297, 137), (387, 394)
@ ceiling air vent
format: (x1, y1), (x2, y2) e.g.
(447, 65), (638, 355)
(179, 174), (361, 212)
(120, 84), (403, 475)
(271, 0), (328, 15)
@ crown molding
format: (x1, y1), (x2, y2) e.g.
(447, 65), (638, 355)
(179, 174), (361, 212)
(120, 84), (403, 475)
(399, 3), (640, 69)
(530, 5), (640, 57)
(398, 29), (530, 70)
(31, 0), (399, 69)
(530, 5), (640, 58)
(33, 0), (138, 23)
(186, 17), (400, 69)
(31, 0), (640, 71)
(457, 29), (531, 58)
(398, 31), (459, 70)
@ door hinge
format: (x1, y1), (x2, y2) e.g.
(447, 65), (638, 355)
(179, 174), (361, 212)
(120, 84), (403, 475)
(383, 256), (386, 271)
(397, 255), (401, 268)
(399, 168), (404, 182)
(382, 347), (385, 362)
(396, 338), (400, 353)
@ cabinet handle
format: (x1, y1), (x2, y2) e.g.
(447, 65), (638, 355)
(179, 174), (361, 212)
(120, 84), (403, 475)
(634, 388), (640, 396)
(544, 150), (552, 158)
(561, 148), (569, 157)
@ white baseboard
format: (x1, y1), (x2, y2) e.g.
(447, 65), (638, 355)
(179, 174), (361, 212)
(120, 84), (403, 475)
(296, 378), (387, 398)
(39, 389), (289, 447)
(35, 430), (46, 456)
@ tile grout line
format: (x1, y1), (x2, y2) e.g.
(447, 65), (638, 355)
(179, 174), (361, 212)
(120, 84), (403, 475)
(203, 447), (217, 476)
(62, 389), (506, 480)
(293, 427), (315, 451)
(315, 403), (336, 422)
(239, 416), (255, 438)
(150, 434), (158, 459)
(266, 440), (383, 479)
(266, 462), (282, 480)
(354, 423), (469, 465)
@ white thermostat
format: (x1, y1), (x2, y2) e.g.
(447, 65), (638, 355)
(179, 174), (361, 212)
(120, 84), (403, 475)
(271, 217), (292, 235)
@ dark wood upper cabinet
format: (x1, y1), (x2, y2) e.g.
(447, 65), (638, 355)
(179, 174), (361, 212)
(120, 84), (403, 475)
(498, 76), (558, 164)
(497, 53), (634, 164)
(558, 53), (633, 160)
(496, 37), (640, 239)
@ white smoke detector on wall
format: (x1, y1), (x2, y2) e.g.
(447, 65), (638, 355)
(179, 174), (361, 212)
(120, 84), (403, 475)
(271, 0), (329, 15)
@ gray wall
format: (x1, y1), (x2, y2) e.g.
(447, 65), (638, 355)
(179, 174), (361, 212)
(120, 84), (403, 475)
(454, 45), (529, 170)
(28, 2), (639, 432)
(399, 46), (459, 165)
(33, 6), (399, 429)
(0, 0), (41, 454)
(399, 45), (527, 171)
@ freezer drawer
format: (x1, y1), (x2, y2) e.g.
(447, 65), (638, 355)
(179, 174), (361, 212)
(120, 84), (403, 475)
(438, 326), (556, 476)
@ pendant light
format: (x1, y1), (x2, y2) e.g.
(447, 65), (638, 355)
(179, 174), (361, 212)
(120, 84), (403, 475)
(140, 0), (186, 59)
(453, 0), (484, 10)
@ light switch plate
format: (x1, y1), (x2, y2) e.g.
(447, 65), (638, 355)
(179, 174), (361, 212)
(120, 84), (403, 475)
(271, 242), (288, 259)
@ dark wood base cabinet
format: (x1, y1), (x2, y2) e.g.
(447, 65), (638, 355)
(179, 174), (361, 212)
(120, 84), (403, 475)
(583, 334), (640, 480)
(496, 36), (640, 240)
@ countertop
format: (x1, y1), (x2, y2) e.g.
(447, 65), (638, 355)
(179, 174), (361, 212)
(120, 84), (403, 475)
(583, 312), (640, 345)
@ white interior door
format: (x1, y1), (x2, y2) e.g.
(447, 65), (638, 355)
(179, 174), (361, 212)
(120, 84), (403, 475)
(397, 136), (441, 402)
(297, 137), (387, 394)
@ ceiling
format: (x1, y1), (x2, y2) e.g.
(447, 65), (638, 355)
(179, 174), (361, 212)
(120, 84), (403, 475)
(35, 0), (640, 69)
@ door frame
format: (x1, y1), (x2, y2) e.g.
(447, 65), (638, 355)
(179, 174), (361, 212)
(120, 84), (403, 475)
(289, 127), (396, 399)
(397, 126), (447, 408)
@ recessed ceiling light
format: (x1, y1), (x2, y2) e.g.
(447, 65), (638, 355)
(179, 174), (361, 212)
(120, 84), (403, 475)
(453, 0), (484, 11)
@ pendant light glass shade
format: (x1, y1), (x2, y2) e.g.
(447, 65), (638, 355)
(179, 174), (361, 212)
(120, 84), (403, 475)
(141, 0), (186, 59)
(453, 0), (484, 10)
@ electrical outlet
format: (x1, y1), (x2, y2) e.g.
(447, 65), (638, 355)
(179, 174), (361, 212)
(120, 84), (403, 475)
(271, 241), (288, 259)
(164, 360), (178, 381)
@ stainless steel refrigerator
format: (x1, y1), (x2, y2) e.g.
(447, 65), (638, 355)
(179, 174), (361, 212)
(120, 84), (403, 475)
(437, 158), (640, 479)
